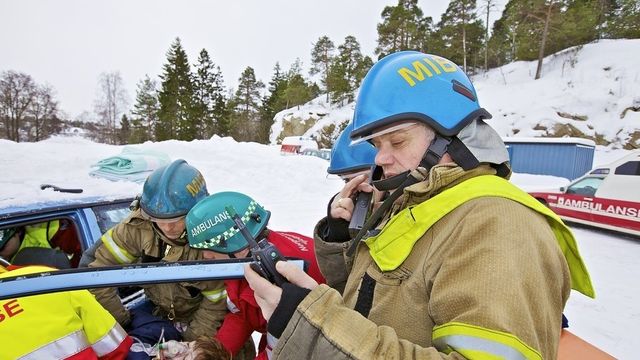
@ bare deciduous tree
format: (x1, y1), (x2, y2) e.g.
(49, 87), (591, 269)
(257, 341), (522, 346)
(94, 71), (129, 144)
(0, 71), (36, 142)
(28, 84), (58, 141)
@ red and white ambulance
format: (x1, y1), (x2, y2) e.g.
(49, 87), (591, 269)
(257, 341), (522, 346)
(279, 136), (318, 156)
(529, 150), (640, 237)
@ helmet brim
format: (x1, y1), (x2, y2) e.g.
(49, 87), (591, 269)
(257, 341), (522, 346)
(140, 208), (186, 224)
(350, 108), (493, 141)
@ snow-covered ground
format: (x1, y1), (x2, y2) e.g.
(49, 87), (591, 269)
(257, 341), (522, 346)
(0, 136), (637, 358)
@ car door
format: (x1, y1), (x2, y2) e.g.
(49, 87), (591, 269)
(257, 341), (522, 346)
(0, 198), (133, 268)
(556, 176), (605, 224)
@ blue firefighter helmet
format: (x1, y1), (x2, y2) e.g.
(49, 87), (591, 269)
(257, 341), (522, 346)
(186, 192), (271, 254)
(140, 159), (208, 221)
(327, 122), (377, 177)
(350, 51), (492, 142)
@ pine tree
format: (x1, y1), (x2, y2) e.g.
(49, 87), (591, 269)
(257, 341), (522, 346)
(375, 0), (433, 58)
(605, 0), (640, 38)
(310, 36), (336, 102)
(131, 74), (159, 142)
(119, 114), (130, 145)
(260, 63), (288, 143)
(478, 0), (500, 70)
(560, 0), (601, 49)
(432, 0), (485, 72)
(193, 49), (227, 139)
(283, 59), (316, 109)
(157, 37), (196, 141)
(231, 67), (265, 142)
(329, 36), (372, 104)
(491, 0), (579, 77)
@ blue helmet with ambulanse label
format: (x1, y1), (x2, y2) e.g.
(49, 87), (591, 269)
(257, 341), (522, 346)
(350, 51), (491, 142)
(140, 159), (208, 221)
(327, 122), (377, 176)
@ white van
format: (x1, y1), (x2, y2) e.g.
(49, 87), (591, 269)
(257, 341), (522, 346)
(529, 150), (640, 237)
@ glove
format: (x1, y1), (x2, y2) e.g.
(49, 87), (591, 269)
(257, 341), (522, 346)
(157, 341), (198, 360)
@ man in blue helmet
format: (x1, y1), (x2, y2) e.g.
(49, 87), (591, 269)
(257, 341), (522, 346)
(245, 52), (594, 360)
(326, 121), (377, 182)
(88, 159), (227, 352)
(321, 122), (378, 288)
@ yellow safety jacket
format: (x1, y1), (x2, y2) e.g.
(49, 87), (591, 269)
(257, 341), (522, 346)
(365, 174), (594, 298)
(362, 174), (594, 359)
(0, 266), (132, 359)
(11, 221), (59, 262)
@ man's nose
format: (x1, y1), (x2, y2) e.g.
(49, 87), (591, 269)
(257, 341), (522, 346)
(375, 148), (393, 166)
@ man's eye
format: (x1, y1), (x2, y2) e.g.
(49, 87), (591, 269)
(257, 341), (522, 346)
(391, 140), (404, 147)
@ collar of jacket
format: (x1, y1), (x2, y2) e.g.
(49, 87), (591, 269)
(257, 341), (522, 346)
(396, 164), (498, 211)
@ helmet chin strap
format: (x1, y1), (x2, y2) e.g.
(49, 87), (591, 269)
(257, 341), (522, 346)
(346, 135), (452, 256)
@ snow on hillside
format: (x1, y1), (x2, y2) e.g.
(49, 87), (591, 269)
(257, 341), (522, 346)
(478, 39), (640, 144)
(269, 95), (355, 145)
(270, 39), (640, 149)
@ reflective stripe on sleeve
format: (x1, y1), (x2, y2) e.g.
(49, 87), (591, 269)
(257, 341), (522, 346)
(91, 322), (128, 356)
(202, 288), (227, 302)
(19, 330), (90, 359)
(432, 322), (542, 360)
(101, 229), (136, 264)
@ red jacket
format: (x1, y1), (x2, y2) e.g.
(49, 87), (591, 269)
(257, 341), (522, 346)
(215, 231), (325, 359)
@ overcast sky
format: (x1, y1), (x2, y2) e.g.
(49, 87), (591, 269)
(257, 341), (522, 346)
(0, 0), (504, 119)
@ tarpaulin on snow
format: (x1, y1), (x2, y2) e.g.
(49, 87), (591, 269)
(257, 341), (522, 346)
(89, 147), (171, 183)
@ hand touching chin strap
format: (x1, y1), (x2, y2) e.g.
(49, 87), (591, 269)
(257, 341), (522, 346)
(346, 135), (452, 257)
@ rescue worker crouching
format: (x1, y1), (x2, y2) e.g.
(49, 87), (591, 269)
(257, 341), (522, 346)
(0, 219), (80, 267)
(244, 51), (595, 360)
(87, 159), (227, 349)
(159, 191), (326, 360)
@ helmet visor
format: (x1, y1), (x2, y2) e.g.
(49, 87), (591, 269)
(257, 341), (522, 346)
(350, 122), (418, 145)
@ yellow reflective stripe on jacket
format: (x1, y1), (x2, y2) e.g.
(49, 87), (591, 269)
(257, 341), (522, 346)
(364, 175), (594, 298)
(202, 288), (227, 302)
(101, 228), (136, 264)
(432, 322), (542, 360)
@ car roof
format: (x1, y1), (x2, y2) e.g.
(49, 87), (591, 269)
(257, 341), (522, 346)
(0, 195), (134, 221)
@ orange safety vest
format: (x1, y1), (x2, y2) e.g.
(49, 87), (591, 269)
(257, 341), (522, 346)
(0, 265), (132, 359)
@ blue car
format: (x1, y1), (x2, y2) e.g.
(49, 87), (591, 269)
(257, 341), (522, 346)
(0, 194), (133, 268)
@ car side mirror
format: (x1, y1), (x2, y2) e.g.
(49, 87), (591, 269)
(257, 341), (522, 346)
(559, 186), (566, 192)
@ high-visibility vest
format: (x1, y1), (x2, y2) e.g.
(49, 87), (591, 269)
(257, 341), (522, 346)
(365, 174), (594, 297)
(364, 175), (595, 360)
(0, 265), (132, 359)
(11, 221), (60, 263)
